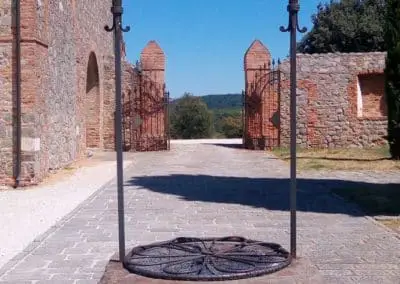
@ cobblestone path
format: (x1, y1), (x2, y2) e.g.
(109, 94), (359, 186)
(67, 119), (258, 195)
(0, 141), (399, 283)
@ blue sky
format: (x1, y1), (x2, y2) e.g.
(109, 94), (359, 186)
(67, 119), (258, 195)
(123, 0), (323, 98)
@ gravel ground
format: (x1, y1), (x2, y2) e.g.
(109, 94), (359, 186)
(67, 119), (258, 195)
(0, 159), (132, 270)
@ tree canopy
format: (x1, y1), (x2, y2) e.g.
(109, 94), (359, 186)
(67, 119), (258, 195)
(298, 0), (386, 54)
(169, 93), (213, 139)
(384, 0), (400, 159)
(169, 94), (244, 139)
(200, 94), (242, 110)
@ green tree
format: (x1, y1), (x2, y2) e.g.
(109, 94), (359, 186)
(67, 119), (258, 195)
(169, 93), (213, 139)
(298, 0), (386, 54)
(384, 0), (400, 159)
(212, 108), (241, 134)
(220, 116), (243, 138)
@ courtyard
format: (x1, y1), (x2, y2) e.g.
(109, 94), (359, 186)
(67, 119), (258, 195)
(0, 139), (399, 283)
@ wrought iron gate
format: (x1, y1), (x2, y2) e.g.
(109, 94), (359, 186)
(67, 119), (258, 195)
(243, 60), (281, 150)
(122, 70), (170, 152)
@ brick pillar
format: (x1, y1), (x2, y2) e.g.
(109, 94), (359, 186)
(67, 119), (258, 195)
(243, 40), (271, 150)
(139, 40), (166, 151)
(2, 0), (50, 186)
(141, 40), (165, 85)
(0, 1), (14, 185)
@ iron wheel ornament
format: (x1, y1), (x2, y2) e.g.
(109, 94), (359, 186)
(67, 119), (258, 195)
(124, 236), (291, 281)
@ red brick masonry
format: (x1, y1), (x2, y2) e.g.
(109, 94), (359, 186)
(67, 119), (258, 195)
(243, 40), (387, 149)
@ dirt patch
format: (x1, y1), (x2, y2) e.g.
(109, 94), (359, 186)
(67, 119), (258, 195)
(377, 218), (400, 235)
(99, 257), (323, 284)
(39, 158), (100, 187)
(39, 151), (123, 187)
(271, 146), (400, 171)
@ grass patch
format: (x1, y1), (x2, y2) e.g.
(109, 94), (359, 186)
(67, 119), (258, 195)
(271, 146), (400, 171)
(64, 166), (76, 171)
(332, 184), (400, 216)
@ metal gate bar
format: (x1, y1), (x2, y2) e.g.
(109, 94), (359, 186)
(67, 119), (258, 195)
(122, 67), (170, 152)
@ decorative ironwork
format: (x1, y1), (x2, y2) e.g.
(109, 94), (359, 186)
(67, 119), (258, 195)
(105, 2), (130, 33)
(243, 60), (282, 150)
(280, 0), (307, 259)
(122, 67), (170, 152)
(124, 236), (291, 281)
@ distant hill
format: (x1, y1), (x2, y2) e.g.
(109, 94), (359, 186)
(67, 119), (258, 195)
(200, 94), (242, 110)
(170, 93), (243, 110)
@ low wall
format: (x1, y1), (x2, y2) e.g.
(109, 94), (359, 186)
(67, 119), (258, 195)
(279, 51), (387, 148)
(243, 39), (388, 149)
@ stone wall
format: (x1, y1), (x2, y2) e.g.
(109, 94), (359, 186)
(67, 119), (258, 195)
(0, 0), (13, 185)
(0, 0), (116, 187)
(0, 2), (169, 187)
(243, 40), (388, 149)
(0, 0), (51, 186)
(47, 0), (77, 169)
(73, 0), (114, 157)
(279, 51), (387, 148)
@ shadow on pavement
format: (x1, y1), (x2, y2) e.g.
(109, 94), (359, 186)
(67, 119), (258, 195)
(126, 174), (400, 217)
(208, 143), (244, 149)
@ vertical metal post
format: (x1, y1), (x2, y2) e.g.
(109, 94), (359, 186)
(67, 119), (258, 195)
(14, 0), (22, 188)
(280, 0), (307, 259)
(139, 70), (143, 150)
(242, 90), (245, 146)
(165, 89), (170, 150)
(105, 0), (130, 262)
(277, 59), (282, 147)
(167, 91), (171, 150)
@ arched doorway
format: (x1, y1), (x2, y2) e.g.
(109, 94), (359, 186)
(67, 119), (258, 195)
(85, 52), (101, 148)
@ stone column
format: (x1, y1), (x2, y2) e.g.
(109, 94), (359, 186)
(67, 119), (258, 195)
(0, 1), (15, 185)
(0, 0), (50, 186)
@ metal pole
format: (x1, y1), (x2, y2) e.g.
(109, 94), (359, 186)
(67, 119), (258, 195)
(105, 0), (130, 262)
(14, 0), (22, 188)
(280, 0), (306, 259)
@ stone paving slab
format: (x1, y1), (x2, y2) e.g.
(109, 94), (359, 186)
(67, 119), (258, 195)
(0, 141), (399, 283)
(99, 257), (323, 284)
(0, 156), (133, 270)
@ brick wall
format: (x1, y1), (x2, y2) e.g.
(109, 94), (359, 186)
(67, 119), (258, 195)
(357, 73), (387, 118)
(0, 2), (169, 186)
(0, 1), (13, 185)
(0, 0), (115, 187)
(12, 0), (50, 185)
(110, 41), (168, 152)
(243, 40), (388, 149)
(138, 41), (167, 151)
(278, 51), (387, 148)
(243, 40), (280, 150)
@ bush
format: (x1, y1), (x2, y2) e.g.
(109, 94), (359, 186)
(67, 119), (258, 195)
(169, 93), (213, 139)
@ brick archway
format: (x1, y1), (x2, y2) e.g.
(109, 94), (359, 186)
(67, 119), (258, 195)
(85, 52), (101, 148)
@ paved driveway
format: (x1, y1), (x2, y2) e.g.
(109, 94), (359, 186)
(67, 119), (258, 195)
(0, 140), (399, 283)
